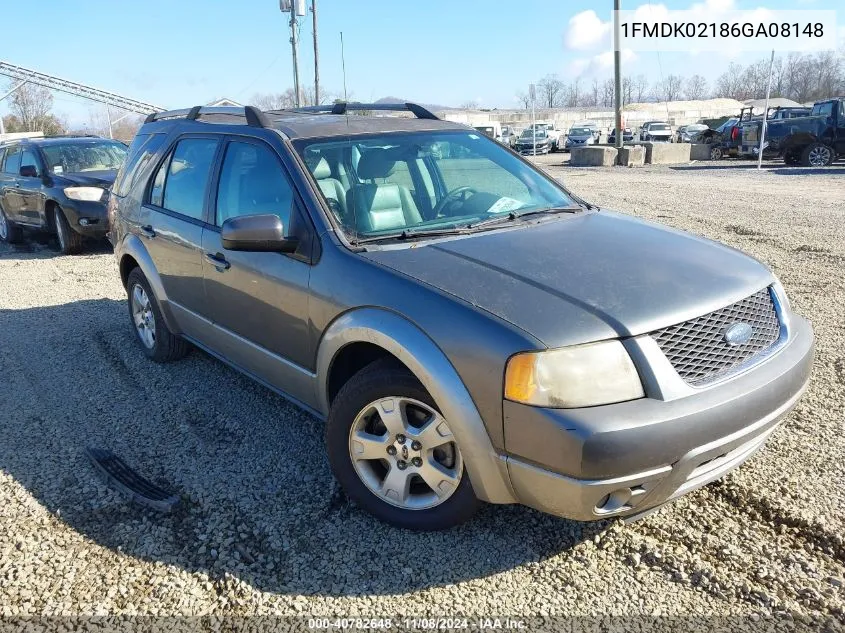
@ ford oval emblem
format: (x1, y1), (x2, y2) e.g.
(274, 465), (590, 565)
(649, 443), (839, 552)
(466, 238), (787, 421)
(724, 322), (753, 346)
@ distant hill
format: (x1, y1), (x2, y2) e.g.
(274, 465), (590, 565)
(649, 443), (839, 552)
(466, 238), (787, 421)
(375, 96), (454, 112)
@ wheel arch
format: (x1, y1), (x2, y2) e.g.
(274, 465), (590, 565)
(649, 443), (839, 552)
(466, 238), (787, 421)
(118, 233), (180, 333)
(315, 307), (516, 504)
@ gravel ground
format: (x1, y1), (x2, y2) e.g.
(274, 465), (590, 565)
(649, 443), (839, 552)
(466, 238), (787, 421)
(0, 160), (842, 626)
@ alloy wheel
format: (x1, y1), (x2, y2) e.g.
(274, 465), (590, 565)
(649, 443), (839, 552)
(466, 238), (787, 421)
(131, 283), (156, 349)
(808, 146), (831, 167)
(0, 211), (7, 241)
(348, 396), (463, 510)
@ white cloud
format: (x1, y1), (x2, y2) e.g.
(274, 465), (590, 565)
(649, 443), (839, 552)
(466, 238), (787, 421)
(568, 49), (638, 79)
(563, 10), (611, 50)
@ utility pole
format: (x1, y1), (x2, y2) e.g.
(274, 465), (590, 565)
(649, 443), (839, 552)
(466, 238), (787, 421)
(290, 1), (302, 107)
(757, 50), (775, 170)
(312, 0), (320, 105)
(613, 0), (624, 157)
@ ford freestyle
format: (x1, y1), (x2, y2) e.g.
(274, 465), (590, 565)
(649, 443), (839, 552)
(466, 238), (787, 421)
(110, 103), (814, 531)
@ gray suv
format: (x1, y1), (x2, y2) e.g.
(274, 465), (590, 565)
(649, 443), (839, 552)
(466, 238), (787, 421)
(111, 103), (814, 531)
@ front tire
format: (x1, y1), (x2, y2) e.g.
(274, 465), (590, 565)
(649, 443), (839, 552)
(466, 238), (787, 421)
(801, 142), (833, 167)
(53, 206), (84, 255)
(326, 358), (481, 530)
(0, 204), (23, 245)
(126, 267), (190, 362)
(710, 146), (724, 160)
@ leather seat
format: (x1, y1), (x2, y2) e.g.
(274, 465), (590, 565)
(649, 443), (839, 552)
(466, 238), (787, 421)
(311, 157), (348, 221)
(349, 149), (422, 233)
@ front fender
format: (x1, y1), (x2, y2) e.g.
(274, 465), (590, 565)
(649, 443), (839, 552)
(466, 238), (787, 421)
(118, 233), (180, 334)
(315, 308), (516, 504)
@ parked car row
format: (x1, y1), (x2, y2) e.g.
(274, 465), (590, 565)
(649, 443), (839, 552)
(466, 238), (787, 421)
(0, 102), (815, 532)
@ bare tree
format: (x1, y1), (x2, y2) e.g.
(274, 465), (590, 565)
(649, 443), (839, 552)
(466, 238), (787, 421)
(684, 75), (708, 100)
(601, 78), (615, 107)
(538, 74), (565, 108)
(515, 91), (531, 109)
(632, 74), (649, 103)
(460, 100), (479, 110)
(7, 82), (55, 132)
(655, 74), (684, 102)
(564, 78), (581, 107)
(713, 62), (746, 100)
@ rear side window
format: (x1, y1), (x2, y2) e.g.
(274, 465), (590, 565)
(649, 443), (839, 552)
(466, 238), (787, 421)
(149, 137), (219, 221)
(4, 148), (21, 174)
(811, 102), (833, 118)
(114, 133), (165, 197)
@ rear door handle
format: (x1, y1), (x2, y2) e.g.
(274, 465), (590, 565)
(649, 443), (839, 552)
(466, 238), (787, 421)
(205, 252), (230, 271)
(139, 225), (156, 239)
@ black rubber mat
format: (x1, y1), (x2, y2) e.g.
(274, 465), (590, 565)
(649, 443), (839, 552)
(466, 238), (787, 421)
(85, 447), (180, 512)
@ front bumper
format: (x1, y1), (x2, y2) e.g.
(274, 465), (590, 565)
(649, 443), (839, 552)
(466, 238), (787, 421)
(517, 144), (550, 155)
(60, 199), (109, 237)
(504, 314), (814, 521)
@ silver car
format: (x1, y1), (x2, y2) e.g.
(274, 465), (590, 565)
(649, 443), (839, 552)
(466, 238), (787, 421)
(111, 103), (814, 531)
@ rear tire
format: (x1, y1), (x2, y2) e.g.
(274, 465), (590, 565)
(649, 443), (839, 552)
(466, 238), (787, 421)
(53, 206), (84, 255)
(783, 150), (801, 166)
(801, 142), (833, 167)
(126, 267), (190, 362)
(326, 358), (482, 531)
(0, 204), (23, 245)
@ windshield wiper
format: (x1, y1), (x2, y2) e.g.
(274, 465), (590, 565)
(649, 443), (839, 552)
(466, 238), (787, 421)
(350, 226), (471, 245)
(466, 206), (583, 230)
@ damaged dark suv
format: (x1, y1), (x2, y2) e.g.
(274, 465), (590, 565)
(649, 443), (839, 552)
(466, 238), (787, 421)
(110, 103), (813, 530)
(0, 136), (126, 253)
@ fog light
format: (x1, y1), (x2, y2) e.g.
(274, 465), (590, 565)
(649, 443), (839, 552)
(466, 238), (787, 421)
(594, 488), (633, 515)
(79, 218), (90, 227)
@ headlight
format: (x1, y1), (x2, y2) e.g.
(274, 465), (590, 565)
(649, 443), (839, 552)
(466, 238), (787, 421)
(505, 340), (644, 408)
(64, 186), (106, 202)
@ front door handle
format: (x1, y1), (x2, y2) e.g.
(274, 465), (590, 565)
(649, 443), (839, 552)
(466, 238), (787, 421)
(205, 252), (230, 271)
(139, 225), (156, 239)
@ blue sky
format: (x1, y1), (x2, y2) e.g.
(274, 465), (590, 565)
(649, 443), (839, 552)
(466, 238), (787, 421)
(0, 0), (840, 126)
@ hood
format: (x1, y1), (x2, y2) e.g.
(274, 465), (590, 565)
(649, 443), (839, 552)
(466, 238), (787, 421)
(57, 170), (117, 188)
(647, 129), (672, 136)
(362, 211), (773, 348)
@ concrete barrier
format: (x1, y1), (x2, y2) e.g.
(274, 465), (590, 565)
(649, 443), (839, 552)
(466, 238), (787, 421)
(690, 143), (713, 160)
(618, 145), (645, 166)
(570, 146), (617, 167)
(640, 141), (691, 164)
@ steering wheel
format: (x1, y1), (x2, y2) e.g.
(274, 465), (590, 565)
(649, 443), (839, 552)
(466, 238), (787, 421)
(431, 186), (478, 217)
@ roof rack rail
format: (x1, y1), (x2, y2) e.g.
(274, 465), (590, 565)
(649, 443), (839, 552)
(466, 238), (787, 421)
(144, 105), (273, 128)
(291, 102), (439, 120)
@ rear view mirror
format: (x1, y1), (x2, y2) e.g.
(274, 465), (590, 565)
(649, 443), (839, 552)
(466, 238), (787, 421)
(20, 165), (38, 178)
(220, 214), (299, 253)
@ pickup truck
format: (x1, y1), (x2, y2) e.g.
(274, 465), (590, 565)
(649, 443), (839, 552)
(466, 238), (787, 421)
(737, 106), (812, 158)
(742, 98), (845, 166)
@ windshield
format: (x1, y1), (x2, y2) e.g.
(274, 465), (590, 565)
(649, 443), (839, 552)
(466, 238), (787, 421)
(520, 130), (546, 139)
(569, 127), (592, 135)
(649, 124), (670, 131)
(41, 140), (127, 174)
(296, 130), (576, 241)
(474, 126), (496, 137)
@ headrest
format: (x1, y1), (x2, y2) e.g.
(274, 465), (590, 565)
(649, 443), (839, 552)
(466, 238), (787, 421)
(358, 149), (397, 180)
(311, 157), (332, 180)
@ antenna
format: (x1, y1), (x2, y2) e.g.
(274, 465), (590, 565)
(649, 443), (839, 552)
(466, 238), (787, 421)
(340, 31), (348, 104)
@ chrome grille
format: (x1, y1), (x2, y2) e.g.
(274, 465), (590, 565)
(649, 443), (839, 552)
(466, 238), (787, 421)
(652, 288), (781, 386)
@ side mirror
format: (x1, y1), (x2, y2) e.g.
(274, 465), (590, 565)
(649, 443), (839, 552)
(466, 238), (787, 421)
(20, 165), (38, 178)
(220, 214), (299, 253)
